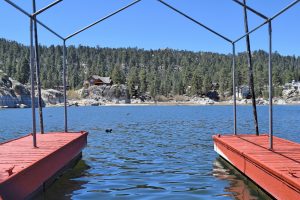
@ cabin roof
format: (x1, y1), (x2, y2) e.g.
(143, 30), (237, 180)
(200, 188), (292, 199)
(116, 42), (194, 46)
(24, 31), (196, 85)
(88, 75), (112, 84)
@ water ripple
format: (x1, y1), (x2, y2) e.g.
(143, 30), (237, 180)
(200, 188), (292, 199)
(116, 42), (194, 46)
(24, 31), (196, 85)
(2, 106), (299, 199)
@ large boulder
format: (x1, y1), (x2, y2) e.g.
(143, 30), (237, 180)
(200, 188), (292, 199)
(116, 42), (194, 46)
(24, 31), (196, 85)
(206, 90), (219, 101)
(12, 80), (42, 108)
(0, 88), (19, 108)
(0, 72), (12, 88)
(189, 96), (215, 105)
(282, 88), (299, 99)
(287, 96), (300, 102)
(0, 71), (43, 108)
(41, 89), (64, 105)
(82, 84), (130, 103)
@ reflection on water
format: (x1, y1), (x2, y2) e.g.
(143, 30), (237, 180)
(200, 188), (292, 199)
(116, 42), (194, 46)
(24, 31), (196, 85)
(1, 106), (300, 199)
(33, 160), (90, 200)
(213, 157), (272, 200)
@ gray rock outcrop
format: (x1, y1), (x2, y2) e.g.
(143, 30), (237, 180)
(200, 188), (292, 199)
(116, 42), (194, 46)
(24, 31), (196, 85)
(81, 84), (130, 103)
(282, 88), (299, 100)
(41, 89), (64, 105)
(0, 70), (43, 108)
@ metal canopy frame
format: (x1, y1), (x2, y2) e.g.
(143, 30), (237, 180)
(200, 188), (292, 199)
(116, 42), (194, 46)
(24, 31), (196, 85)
(3, 0), (300, 150)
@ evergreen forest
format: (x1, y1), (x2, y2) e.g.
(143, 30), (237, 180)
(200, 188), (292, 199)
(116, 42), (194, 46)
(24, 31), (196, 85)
(1, 38), (299, 98)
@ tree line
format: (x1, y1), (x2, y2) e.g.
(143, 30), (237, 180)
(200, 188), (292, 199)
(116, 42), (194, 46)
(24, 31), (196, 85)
(0, 38), (299, 98)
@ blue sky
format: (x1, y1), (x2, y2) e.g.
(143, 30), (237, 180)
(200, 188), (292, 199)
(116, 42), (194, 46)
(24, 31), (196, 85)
(0, 0), (300, 55)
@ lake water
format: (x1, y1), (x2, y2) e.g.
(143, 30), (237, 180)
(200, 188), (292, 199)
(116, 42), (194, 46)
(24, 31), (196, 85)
(1, 105), (300, 199)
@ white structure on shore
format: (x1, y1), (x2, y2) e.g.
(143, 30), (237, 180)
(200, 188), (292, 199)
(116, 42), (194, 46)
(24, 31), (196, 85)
(236, 85), (251, 99)
(284, 80), (300, 91)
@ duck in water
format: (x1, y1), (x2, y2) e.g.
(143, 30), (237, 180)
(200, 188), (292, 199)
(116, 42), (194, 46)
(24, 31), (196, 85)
(105, 129), (112, 133)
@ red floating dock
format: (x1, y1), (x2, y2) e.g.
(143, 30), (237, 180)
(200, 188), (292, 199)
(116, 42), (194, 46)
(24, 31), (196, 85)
(213, 134), (300, 199)
(0, 131), (88, 200)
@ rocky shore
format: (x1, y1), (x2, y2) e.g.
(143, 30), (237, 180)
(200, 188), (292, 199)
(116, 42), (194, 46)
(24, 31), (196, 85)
(0, 71), (61, 108)
(66, 96), (299, 107)
(1, 71), (300, 108)
(64, 85), (300, 106)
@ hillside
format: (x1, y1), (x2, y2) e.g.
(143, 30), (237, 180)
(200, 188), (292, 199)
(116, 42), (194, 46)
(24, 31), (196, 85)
(0, 38), (299, 99)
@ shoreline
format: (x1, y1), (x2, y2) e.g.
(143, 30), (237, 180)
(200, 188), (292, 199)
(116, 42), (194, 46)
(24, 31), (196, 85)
(50, 100), (300, 107)
(102, 102), (300, 106)
(2, 99), (300, 109)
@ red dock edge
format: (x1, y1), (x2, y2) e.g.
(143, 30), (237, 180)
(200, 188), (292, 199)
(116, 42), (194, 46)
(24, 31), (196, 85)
(213, 134), (300, 199)
(0, 131), (88, 200)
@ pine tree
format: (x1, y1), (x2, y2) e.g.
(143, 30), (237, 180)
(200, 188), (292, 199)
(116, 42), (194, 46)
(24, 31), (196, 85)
(139, 68), (147, 93)
(16, 58), (30, 84)
(191, 69), (203, 96)
(111, 65), (125, 84)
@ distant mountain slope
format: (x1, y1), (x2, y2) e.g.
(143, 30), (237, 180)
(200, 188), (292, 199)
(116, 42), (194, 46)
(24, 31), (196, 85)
(0, 38), (299, 98)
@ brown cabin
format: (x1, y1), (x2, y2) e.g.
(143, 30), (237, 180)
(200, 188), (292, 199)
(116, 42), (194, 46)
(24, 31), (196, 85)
(87, 75), (113, 86)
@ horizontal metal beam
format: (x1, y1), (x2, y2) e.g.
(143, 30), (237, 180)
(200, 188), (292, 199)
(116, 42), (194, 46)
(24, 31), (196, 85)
(3, 0), (64, 40)
(65, 0), (141, 40)
(36, 19), (64, 40)
(32, 0), (63, 16)
(157, 0), (232, 43)
(269, 0), (300, 21)
(4, 0), (31, 17)
(232, 0), (268, 20)
(5, 0), (300, 46)
(234, 0), (300, 43)
(234, 20), (267, 43)
(233, 0), (300, 43)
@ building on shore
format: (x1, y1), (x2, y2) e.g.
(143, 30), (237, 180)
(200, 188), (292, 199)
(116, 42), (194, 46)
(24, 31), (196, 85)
(236, 85), (251, 99)
(284, 80), (300, 91)
(85, 75), (113, 87)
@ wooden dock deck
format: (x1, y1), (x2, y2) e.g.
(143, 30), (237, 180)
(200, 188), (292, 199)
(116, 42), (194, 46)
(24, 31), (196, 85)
(0, 131), (88, 200)
(213, 134), (300, 199)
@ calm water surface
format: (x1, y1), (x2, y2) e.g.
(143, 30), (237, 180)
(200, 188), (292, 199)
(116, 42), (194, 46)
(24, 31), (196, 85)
(1, 105), (300, 199)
